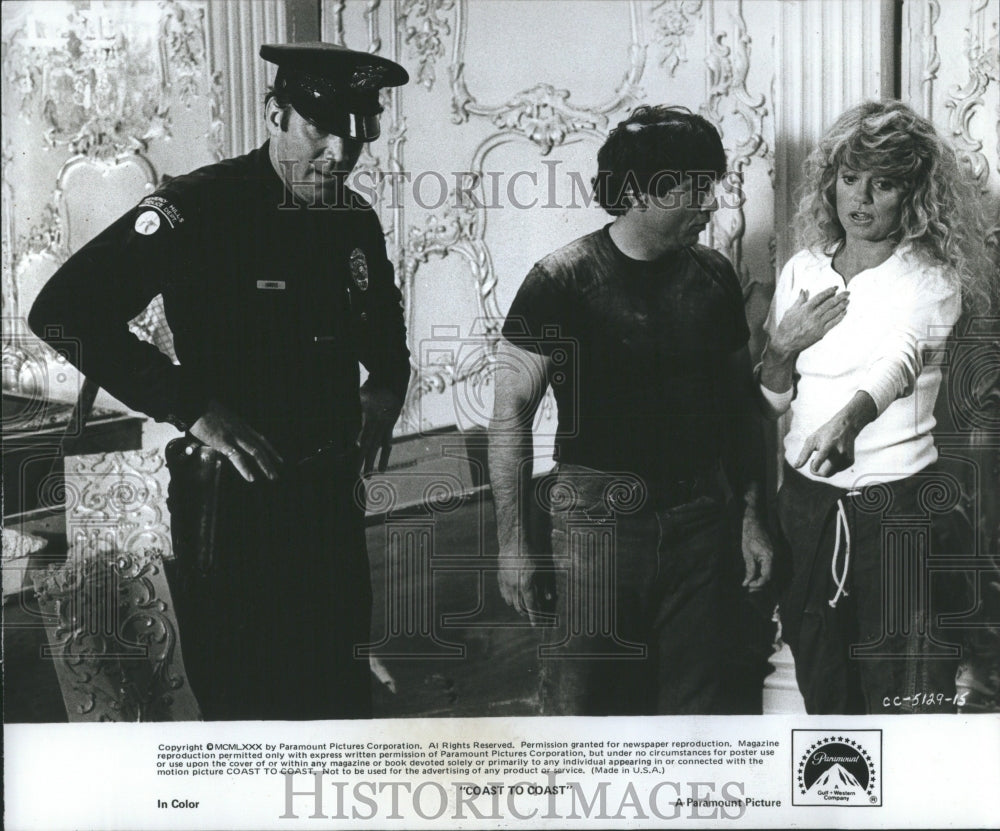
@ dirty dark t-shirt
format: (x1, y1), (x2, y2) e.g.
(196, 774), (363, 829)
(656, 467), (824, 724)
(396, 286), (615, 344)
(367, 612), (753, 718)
(502, 225), (750, 483)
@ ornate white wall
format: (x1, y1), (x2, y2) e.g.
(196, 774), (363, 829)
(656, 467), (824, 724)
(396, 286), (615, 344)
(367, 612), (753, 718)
(321, 0), (923, 439)
(902, 0), (999, 211)
(4, 0), (996, 440)
(1, 0), (286, 409)
(1, 0), (288, 720)
(2, 0), (996, 720)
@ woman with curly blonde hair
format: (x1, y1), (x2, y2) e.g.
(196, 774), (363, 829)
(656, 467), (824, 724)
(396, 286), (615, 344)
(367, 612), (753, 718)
(758, 100), (998, 714)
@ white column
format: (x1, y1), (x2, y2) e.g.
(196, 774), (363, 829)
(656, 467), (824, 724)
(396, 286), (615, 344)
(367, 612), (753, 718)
(206, 0), (288, 158)
(772, 0), (896, 272)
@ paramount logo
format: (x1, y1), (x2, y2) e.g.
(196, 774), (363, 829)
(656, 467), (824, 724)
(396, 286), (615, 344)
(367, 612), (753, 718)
(792, 730), (881, 807)
(807, 763), (864, 801)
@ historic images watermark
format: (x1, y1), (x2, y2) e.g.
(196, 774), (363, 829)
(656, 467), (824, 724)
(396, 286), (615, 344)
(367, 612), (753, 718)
(278, 770), (757, 822)
(273, 160), (747, 212)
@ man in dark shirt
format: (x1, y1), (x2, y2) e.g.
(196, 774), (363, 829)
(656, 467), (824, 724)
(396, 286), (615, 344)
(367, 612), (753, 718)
(488, 106), (773, 715)
(29, 43), (411, 720)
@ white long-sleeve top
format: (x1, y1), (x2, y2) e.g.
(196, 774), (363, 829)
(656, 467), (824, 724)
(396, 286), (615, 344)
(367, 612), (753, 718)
(762, 246), (961, 488)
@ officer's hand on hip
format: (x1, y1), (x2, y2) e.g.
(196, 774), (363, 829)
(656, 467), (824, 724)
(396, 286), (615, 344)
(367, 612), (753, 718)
(358, 383), (403, 475)
(190, 400), (284, 483)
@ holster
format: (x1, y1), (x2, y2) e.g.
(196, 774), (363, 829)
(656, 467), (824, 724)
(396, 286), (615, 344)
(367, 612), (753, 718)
(165, 437), (226, 574)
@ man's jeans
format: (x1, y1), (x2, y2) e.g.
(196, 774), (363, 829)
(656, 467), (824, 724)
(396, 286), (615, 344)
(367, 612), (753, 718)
(538, 462), (740, 715)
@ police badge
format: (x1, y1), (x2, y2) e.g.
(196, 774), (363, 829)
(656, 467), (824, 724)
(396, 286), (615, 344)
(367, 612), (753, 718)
(349, 248), (369, 291)
(350, 64), (388, 91)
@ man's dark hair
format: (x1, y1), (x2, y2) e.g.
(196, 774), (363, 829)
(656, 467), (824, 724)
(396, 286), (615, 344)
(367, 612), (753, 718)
(593, 105), (727, 216)
(265, 85), (293, 131)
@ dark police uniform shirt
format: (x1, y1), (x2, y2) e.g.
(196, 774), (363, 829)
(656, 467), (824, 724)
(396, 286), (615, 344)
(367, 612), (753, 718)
(30, 143), (409, 461)
(502, 225), (750, 485)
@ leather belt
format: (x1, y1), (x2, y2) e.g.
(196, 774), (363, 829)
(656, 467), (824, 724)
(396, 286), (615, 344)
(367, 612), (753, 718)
(294, 441), (358, 469)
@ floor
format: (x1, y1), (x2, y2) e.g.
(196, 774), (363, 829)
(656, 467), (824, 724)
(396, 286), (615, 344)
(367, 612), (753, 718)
(3, 492), (774, 722)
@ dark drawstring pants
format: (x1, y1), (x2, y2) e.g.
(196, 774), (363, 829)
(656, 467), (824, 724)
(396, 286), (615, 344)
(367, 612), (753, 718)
(777, 463), (983, 714)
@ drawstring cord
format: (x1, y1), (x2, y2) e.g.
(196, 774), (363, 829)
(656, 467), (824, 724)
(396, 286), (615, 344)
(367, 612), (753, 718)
(829, 491), (861, 608)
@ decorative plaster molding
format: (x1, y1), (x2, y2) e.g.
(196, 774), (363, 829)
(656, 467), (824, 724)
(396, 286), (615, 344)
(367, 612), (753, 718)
(15, 201), (66, 272)
(400, 0), (454, 90)
(367, 0), (384, 54)
(2, 1), (211, 160)
(449, 0), (645, 152)
(326, 0), (347, 46)
(28, 448), (194, 722)
(1, 141), (16, 388)
(7, 189), (65, 390)
(207, 67), (227, 161)
(650, 0), (704, 76)
(32, 545), (192, 721)
(701, 0), (770, 285)
(481, 84), (606, 156)
(2, 1), (218, 393)
(399, 130), (605, 431)
(56, 153), (158, 252)
(65, 449), (171, 553)
(401, 190), (497, 426)
(404, 0), (646, 427)
(903, 0), (943, 119)
(924, 1), (943, 109)
(159, 0), (210, 106)
(3, 9), (163, 158)
(945, 0), (999, 190)
(2, 334), (51, 397)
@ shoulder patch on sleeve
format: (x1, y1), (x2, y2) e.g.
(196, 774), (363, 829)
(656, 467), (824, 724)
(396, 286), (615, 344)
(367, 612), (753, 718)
(135, 195), (185, 233)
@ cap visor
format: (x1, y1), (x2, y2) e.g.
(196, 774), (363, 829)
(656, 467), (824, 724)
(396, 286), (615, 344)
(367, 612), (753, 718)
(292, 98), (381, 141)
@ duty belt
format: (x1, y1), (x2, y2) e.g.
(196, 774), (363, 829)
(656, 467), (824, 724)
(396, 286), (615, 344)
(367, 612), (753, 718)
(294, 440), (358, 468)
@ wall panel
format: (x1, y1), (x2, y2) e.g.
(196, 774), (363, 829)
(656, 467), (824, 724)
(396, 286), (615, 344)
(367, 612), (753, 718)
(326, 0), (899, 437)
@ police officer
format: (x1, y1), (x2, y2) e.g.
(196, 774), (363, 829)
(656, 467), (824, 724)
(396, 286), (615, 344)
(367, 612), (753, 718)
(29, 43), (411, 720)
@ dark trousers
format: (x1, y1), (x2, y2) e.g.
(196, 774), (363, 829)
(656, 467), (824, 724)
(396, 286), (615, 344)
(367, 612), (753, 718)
(164, 448), (372, 721)
(777, 464), (978, 714)
(539, 463), (745, 715)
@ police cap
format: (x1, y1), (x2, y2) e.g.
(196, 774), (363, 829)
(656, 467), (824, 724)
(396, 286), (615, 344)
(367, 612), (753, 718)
(260, 42), (409, 142)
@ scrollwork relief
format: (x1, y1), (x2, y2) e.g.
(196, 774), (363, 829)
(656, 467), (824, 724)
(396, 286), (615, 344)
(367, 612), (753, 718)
(207, 68), (226, 161)
(410, 1), (646, 425)
(449, 0), (645, 152)
(65, 449), (172, 557)
(481, 84), (606, 156)
(2, 335), (51, 396)
(401, 188), (498, 428)
(3, 1), (215, 393)
(650, 0), (704, 76)
(922, 0), (942, 114)
(159, 0), (209, 107)
(328, 0), (347, 46)
(1, 2), (209, 159)
(15, 201), (66, 269)
(945, 0), (1000, 190)
(700, 1), (771, 285)
(32, 545), (191, 721)
(400, 0), (454, 90)
(366, 0), (383, 53)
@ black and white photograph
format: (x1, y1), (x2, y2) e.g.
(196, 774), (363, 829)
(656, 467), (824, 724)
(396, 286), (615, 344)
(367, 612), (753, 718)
(2, 0), (999, 828)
